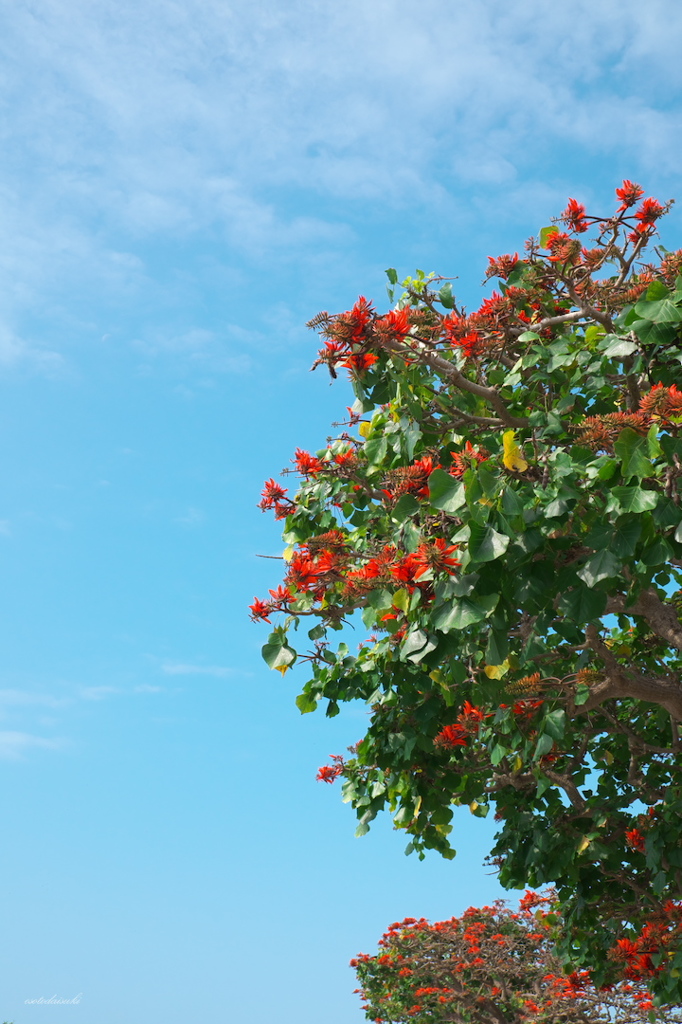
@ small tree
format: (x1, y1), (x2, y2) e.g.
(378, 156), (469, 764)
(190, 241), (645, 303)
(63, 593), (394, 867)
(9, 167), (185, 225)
(352, 895), (681, 1023)
(252, 183), (682, 999)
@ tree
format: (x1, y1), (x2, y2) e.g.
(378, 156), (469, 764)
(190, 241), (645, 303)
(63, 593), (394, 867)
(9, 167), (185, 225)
(251, 182), (682, 1000)
(352, 894), (681, 1023)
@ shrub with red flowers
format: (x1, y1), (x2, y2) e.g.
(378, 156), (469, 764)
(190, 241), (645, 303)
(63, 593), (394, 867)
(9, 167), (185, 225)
(352, 896), (682, 1024)
(252, 183), (682, 1000)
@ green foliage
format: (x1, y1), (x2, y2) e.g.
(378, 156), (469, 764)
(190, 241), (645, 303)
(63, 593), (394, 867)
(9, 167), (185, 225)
(252, 185), (682, 999)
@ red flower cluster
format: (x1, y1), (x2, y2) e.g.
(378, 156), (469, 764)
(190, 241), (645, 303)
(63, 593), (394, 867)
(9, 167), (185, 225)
(485, 252), (520, 280)
(561, 198), (589, 234)
(257, 478), (294, 519)
(316, 753), (345, 784)
(634, 196), (665, 234)
(449, 441), (489, 478)
(434, 700), (489, 751)
(616, 179), (645, 211)
(639, 383), (682, 420)
(294, 448), (324, 476)
(543, 228), (582, 264)
(625, 827), (646, 853)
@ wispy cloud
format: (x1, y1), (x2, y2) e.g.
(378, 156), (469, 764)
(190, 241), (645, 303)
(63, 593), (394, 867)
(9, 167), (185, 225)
(0, 688), (68, 709)
(173, 507), (205, 528)
(78, 685), (121, 701)
(0, 730), (64, 760)
(0, 0), (679, 373)
(161, 662), (234, 678)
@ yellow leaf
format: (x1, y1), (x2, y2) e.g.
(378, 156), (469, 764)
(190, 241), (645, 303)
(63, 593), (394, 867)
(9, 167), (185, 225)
(603, 750), (614, 765)
(274, 664), (291, 676)
(282, 545), (295, 562)
(429, 669), (444, 683)
(513, 754), (523, 772)
(358, 421), (371, 438)
(502, 430), (529, 472)
(469, 801), (478, 813)
(577, 836), (591, 854)
(484, 659), (510, 679)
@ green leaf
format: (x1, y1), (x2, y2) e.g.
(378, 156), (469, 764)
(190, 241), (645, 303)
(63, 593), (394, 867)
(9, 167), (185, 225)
(544, 498), (568, 518)
(586, 516), (641, 558)
(428, 468), (466, 512)
(633, 296), (682, 323)
(534, 733), (554, 759)
(401, 629), (437, 663)
(600, 335), (638, 359)
(385, 267), (398, 285)
(614, 427), (653, 480)
(577, 549), (621, 587)
(438, 282), (455, 309)
(364, 435), (388, 469)
(433, 594), (499, 632)
(262, 642), (297, 674)
(543, 709), (566, 741)
(295, 692), (318, 714)
(490, 742), (508, 766)
(644, 280), (670, 301)
(630, 318), (678, 347)
(608, 486), (658, 514)
(392, 494), (420, 523)
(539, 226), (557, 247)
(574, 682), (590, 706)
(556, 586), (607, 623)
(400, 628), (428, 659)
(468, 522), (510, 563)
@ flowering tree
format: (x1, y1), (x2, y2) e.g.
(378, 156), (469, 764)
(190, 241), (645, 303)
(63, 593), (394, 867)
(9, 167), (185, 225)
(352, 894), (681, 1023)
(252, 183), (682, 999)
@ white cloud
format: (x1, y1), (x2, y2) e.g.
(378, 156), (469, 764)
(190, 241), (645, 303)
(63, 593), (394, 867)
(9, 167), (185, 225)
(173, 507), (205, 528)
(0, 730), (63, 760)
(0, 0), (680, 371)
(79, 685), (121, 701)
(0, 688), (68, 708)
(161, 662), (234, 678)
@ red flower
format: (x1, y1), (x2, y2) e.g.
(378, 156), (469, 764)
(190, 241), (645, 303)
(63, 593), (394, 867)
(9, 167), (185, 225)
(294, 448), (324, 475)
(413, 539), (460, 579)
(485, 253), (520, 280)
(316, 753), (345, 783)
(334, 449), (357, 467)
(625, 827), (646, 852)
(634, 197), (664, 232)
(561, 198), (588, 233)
(341, 352), (380, 374)
(449, 441), (489, 478)
(435, 724), (468, 749)
(285, 553), (321, 593)
(376, 307), (411, 342)
(616, 179), (645, 211)
(544, 229), (581, 264)
(258, 478), (288, 510)
(248, 597), (272, 623)
(460, 699), (488, 722)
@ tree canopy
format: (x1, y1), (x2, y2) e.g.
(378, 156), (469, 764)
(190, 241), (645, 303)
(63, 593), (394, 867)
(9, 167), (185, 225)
(251, 182), (682, 1001)
(352, 894), (681, 1023)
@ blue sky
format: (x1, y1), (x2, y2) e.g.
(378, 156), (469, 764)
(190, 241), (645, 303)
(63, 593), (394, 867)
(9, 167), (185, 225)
(0, 1), (681, 1022)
